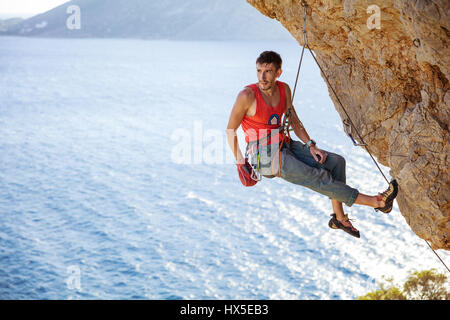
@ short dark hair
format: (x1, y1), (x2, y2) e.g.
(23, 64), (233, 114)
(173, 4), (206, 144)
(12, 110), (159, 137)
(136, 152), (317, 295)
(256, 51), (282, 70)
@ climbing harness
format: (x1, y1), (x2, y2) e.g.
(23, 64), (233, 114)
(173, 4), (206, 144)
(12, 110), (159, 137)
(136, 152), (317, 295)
(245, 126), (286, 179)
(293, 0), (449, 273)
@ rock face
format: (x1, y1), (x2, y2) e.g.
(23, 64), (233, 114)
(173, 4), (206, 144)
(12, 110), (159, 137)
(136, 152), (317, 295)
(247, 0), (449, 250)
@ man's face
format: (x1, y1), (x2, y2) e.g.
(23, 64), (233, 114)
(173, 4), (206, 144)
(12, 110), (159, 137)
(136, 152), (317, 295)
(256, 62), (282, 91)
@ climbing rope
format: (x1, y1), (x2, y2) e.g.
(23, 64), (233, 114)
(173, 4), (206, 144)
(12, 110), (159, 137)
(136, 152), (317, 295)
(425, 240), (450, 273)
(293, 0), (449, 274)
(306, 45), (390, 185)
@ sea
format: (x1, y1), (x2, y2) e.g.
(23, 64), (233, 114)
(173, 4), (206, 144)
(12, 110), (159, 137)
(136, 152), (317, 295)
(0, 36), (448, 299)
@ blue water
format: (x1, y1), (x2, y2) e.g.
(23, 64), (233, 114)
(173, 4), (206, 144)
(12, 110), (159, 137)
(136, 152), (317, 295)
(0, 36), (448, 300)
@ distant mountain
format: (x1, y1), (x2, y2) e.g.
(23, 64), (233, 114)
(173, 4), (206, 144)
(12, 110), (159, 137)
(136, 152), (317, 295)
(0, 17), (24, 32)
(1, 0), (292, 40)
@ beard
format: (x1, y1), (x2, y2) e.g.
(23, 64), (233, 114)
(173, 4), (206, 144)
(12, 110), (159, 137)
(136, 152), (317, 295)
(258, 81), (273, 91)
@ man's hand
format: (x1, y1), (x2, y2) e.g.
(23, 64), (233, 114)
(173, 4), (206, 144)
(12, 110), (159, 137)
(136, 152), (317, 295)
(236, 158), (258, 187)
(309, 145), (327, 164)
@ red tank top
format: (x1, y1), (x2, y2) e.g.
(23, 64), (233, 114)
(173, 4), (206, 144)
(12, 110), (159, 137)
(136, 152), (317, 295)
(241, 80), (288, 145)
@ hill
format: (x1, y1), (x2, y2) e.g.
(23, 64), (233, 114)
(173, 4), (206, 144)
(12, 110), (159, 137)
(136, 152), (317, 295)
(1, 0), (291, 40)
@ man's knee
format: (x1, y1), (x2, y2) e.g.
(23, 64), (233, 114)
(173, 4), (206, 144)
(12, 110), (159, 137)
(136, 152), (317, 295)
(336, 154), (346, 167)
(327, 153), (346, 168)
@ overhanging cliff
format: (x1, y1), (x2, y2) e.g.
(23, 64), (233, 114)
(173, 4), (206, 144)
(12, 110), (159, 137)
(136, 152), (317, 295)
(247, 0), (449, 250)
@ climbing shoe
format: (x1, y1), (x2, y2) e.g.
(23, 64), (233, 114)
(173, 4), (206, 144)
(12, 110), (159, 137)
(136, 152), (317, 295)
(374, 179), (398, 214)
(328, 213), (360, 238)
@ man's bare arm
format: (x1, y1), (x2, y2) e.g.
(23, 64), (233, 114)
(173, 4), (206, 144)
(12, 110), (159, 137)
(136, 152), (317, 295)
(226, 88), (253, 164)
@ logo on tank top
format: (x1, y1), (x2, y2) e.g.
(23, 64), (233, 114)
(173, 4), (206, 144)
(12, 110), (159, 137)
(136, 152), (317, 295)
(268, 114), (279, 125)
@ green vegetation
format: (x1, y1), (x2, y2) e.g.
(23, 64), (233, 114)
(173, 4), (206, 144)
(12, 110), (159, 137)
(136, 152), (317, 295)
(358, 269), (450, 300)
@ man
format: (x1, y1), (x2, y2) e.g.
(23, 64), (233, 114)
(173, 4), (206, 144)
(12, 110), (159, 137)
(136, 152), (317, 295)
(226, 51), (398, 238)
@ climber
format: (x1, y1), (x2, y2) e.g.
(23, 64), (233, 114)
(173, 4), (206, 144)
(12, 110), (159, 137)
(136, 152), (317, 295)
(225, 51), (398, 238)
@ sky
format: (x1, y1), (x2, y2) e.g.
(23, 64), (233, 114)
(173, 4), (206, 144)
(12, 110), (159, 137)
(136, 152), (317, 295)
(0, 0), (70, 18)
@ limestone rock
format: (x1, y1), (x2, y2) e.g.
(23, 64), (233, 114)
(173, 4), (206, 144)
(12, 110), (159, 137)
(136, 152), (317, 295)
(247, 0), (449, 250)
